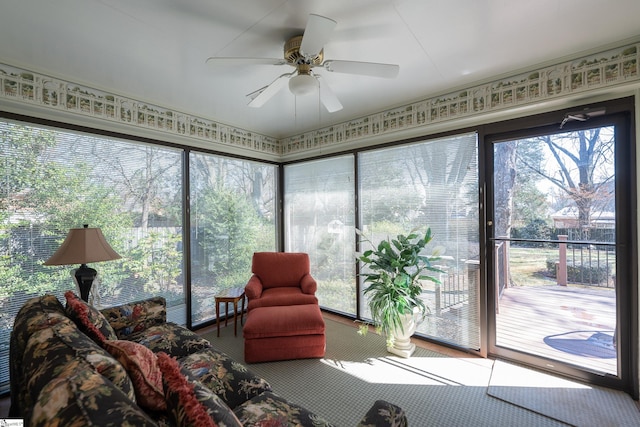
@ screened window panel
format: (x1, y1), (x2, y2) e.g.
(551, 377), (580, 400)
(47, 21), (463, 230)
(0, 119), (185, 394)
(284, 155), (356, 315)
(358, 133), (480, 349)
(189, 152), (277, 326)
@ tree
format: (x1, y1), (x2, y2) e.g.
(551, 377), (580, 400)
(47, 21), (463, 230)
(519, 128), (615, 238)
(91, 143), (182, 230)
(0, 124), (56, 216)
(494, 141), (517, 239)
(403, 135), (477, 242)
(124, 230), (182, 294)
(192, 156), (274, 212)
(513, 139), (550, 229)
(0, 124), (130, 298)
(195, 187), (263, 287)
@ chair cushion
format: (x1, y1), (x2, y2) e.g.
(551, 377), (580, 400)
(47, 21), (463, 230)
(246, 287), (318, 311)
(251, 252), (310, 288)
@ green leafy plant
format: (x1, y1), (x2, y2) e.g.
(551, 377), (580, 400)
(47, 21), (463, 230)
(357, 228), (442, 345)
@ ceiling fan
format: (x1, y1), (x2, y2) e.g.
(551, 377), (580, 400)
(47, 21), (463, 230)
(206, 14), (399, 113)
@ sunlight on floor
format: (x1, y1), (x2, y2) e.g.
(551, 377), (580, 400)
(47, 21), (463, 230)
(490, 360), (592, 390)
(320, 355), (494, 386)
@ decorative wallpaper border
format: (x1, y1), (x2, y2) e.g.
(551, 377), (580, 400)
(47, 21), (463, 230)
(0, 65), (280, 156)
(280, 43), (639, 154)
(1, 42), (638, 158)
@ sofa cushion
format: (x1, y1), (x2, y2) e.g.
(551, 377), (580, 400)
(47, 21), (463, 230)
(103, 339), (166, 411)
(30, 368), (158, 427)
(356, 400), (408, 427)
(11, 295), (69, 377)
(12, 294), (67, 339)
(233, 391), (335, 427)
(158, 352), (242, 427)
(100, 296), (167, 338)
(179, 348), (272, 409)
(10, 295), (72, 419)
(65, 290), (118, 342)
(24, 320), (136, 407)
(126, 323), (211, 358)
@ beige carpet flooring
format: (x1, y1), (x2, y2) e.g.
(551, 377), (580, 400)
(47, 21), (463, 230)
(198, 316), (640, 426)
(488, 360), (640, 427)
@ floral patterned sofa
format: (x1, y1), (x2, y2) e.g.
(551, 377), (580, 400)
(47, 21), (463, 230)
(10, 292), (408, 426)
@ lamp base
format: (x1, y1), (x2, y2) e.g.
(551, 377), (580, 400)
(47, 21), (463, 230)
(75, 264), (97, 302)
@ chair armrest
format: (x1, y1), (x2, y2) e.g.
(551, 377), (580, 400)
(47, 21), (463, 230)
(245, 275), (264, 300)
(300, 273), (317, 295)
(356, 400), (407, 427)
(100, 296), (166, 339)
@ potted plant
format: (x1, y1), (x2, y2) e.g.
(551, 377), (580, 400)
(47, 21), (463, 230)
(357, 227), (442, 357)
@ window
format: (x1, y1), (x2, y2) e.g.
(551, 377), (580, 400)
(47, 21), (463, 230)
(358, 133), (480, 349)
(0, 119), (184, 394)
(284, 155), (356, 315)
(189, 152), (277, 325)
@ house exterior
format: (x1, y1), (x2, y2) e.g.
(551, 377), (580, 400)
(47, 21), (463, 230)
(551, 207), (616, 229)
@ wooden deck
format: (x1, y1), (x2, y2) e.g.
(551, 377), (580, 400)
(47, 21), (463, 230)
(496, 285), (617, 375)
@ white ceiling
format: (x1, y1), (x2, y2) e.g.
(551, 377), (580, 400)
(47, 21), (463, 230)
(2, 0), (640, 139)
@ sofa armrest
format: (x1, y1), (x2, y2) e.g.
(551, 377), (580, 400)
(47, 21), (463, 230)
(245, 275), (264, 300)
(356, 400), (407, 427)
(300, 273), (317, 295)
(100, 296), (167, 339)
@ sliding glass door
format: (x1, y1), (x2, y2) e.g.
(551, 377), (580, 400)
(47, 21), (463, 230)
(487, 106), (635, 392)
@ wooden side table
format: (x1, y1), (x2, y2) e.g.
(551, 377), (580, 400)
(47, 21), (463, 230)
(215, 287), (246, 337)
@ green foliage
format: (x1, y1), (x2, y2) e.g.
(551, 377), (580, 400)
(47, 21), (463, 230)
(0, 125), (57, 199)
(369, 220), (405, 237)
(545, 259), (611, 285)
(123, 231), (182, 294)
(1, 123), (169, 302)
(316, 278), (356, 314)
(357, 228), (442, 341)
(196, 187), (263, 287)
(511, 219), (553, 247)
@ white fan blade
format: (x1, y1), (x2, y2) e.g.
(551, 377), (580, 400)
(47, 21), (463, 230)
(323, 60), (399, 78)
(300, 14), (337, 57)
(247, 73), (292, 108)
(317, 75), (343, 113)
(206, 57), (286, 66)
(246, 85), (268, 101)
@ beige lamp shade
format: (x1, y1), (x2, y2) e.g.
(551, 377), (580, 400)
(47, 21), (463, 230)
(44, 226), (121, 265)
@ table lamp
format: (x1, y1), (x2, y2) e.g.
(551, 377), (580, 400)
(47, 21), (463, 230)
(44, 224), (121, 302)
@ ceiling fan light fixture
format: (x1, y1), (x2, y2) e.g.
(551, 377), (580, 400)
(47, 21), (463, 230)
(288, 74), (318, 96)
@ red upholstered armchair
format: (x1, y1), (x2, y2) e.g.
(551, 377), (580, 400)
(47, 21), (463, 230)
(245, 252), (318, 311)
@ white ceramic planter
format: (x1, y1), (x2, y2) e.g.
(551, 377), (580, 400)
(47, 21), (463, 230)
(387, 306), (421, 358)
